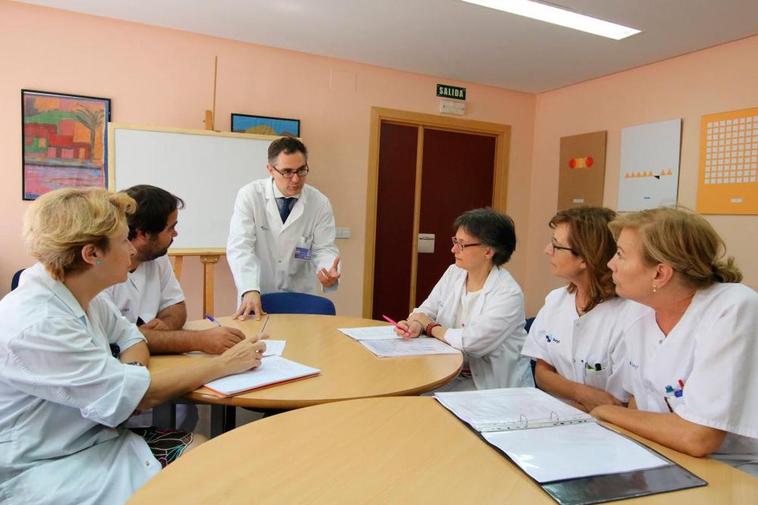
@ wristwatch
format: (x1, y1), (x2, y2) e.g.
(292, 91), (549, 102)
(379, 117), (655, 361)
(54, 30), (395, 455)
(126, 361), (145, 367)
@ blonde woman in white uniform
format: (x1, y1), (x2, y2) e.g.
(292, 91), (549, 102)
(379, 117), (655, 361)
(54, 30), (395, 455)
(0, 188), (266, 504)
(522, 207), (643, 411)
(395, 208), (532, 390)
(592, 207), (758, 475)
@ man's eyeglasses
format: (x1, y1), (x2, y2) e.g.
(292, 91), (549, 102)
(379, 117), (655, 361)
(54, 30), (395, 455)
(272, 164), (309, 179)
(451, 237), (482, 250)
(549, 241), (577, 255)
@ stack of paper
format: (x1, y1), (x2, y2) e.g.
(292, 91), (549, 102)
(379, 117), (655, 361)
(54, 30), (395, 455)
(204, 355), (319, 397)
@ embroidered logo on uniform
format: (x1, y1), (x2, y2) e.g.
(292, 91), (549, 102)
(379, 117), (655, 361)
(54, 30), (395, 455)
(545, 334), (560, 343)
(628, 360), (640, 369)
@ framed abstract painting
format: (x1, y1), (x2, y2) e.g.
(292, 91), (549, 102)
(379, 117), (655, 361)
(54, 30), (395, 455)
(21, 89), (111, 200)
(231, 113), (300, 137)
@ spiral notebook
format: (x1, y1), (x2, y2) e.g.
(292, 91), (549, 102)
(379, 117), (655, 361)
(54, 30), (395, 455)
(435, 388), (706, 505)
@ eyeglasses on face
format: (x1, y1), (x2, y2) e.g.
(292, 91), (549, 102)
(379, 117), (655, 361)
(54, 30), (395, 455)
(549, 241), (577, 255)
(272, 164), (309, 179)
(451, 237), (483, 250)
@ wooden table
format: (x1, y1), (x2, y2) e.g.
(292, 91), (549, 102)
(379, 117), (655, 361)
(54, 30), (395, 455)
(129, 396), (757, 504)
(150, 314), (462, 431)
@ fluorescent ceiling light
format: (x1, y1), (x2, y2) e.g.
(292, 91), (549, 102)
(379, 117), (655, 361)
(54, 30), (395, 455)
(461, 0), (641, 40)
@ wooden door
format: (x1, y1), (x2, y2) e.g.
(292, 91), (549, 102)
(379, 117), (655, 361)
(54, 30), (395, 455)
(415, 129), (495, 306)
(371, 122), (418, 320)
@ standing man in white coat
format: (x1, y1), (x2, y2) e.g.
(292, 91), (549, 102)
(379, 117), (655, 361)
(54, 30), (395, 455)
(227, 136), (341, 320)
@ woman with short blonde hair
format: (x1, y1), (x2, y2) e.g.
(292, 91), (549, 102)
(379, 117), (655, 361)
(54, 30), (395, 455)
(0, 188), (266, 503)
(592, 207), (757, 475)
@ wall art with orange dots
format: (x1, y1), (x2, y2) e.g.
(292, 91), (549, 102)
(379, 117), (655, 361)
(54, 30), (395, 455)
(696, 107), (758, 215)
(618, 118), (681, 212)
(557, 130), (607, 211)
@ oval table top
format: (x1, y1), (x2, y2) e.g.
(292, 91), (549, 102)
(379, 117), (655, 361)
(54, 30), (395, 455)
(128, 396), (757, 505)
(148, 314), (462, 409)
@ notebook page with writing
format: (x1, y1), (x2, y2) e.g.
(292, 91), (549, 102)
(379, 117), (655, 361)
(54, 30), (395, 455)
(338, 326), (402, 340)
(204, 356), (319, 397)
(435, 388), (592, 431)
(359, 337), (460, 357)
(483, 423), (669, 483)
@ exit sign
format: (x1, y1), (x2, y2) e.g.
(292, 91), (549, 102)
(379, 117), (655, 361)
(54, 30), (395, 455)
(436, 84), (466, 100)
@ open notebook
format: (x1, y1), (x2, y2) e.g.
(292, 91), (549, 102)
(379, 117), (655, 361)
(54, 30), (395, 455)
(204, 355), (319, 398)
(435, 388), (706, 505)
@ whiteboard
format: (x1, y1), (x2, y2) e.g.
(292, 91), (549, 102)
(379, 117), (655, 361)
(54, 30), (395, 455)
(109, 124), (275, 250)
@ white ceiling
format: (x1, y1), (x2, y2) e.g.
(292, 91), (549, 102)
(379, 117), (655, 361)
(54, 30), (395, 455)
(15, 0), (758, 93)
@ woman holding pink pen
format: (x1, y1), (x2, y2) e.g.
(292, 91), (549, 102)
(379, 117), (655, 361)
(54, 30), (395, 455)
(394, 208), (533, 391)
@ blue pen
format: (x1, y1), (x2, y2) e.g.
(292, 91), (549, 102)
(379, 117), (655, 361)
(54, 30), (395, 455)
(206, 315), (222, 327)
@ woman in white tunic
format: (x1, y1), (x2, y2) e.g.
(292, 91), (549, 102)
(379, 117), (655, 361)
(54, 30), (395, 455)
(522, 207), (642, 411)
(592, 207), (758, 476)
(395, 208), (532, 390)
(0, 188), (266, 505)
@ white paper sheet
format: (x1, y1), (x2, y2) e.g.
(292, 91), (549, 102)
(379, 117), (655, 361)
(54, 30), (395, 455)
(435, 388), (592, 431)
(338, 326), (402, 340)
(204, 355), (319, 397)
(262, 339), (286, 357)
(359, 337), (460, 357)
(483, 423), (669, 483)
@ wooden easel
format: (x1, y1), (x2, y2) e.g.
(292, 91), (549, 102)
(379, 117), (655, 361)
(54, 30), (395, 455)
(168, 56), (225, 318)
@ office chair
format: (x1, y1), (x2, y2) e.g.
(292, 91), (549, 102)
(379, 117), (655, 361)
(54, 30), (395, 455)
(260, 292), (336, 316)
(10, 269), (25, 291)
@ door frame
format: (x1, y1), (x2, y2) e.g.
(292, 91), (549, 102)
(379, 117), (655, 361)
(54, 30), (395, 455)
(363, 107), (511, 318)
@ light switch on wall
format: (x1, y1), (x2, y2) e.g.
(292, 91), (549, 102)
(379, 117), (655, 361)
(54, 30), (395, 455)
(336, 227), (351, 239)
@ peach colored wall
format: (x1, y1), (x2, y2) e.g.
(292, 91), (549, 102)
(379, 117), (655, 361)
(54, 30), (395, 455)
(0, 1), (535, 318)
(525, 35), (758, 315)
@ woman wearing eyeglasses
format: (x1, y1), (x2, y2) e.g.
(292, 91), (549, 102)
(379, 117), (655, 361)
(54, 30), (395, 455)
(521, 207), (643, 411)
(395, 208), (533, 391)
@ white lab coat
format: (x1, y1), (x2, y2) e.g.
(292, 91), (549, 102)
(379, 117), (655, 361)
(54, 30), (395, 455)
(621, 282), (758, 475)
(103, 255), (185, 325)
(227, 178), (339, 300)
(522, 287), (644, 402)
(0, 263), (159, 505)
(102, 256), (195, 430)
(415, 264), (533, 390)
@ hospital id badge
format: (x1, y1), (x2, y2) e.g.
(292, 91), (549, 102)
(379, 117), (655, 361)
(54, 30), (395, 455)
(294, 239), (312, 261)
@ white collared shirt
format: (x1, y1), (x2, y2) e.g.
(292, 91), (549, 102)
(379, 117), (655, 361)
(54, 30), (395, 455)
(621, 283), (758, 475)
(0, 263), (160, 504)
(103, 255), (185, 324)
(521, 287), (644, 402)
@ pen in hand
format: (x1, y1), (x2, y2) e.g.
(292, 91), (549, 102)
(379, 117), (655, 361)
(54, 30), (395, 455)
(382, 314), (412, 339)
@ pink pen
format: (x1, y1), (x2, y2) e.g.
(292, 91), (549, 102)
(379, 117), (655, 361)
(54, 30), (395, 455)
(382, 315), (411, 339)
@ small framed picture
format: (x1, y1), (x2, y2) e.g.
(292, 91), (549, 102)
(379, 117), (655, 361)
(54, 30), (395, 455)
(21, 89), (111, 200)
(231, 113), (300, 137)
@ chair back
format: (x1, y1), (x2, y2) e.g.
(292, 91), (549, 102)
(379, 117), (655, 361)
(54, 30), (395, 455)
(261, 292), (336, 315)
(524, 316), (536, 333)
(11, 269), (25, 291)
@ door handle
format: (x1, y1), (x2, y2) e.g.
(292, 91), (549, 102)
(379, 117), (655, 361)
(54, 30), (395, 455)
(418, 233), (435, 254)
